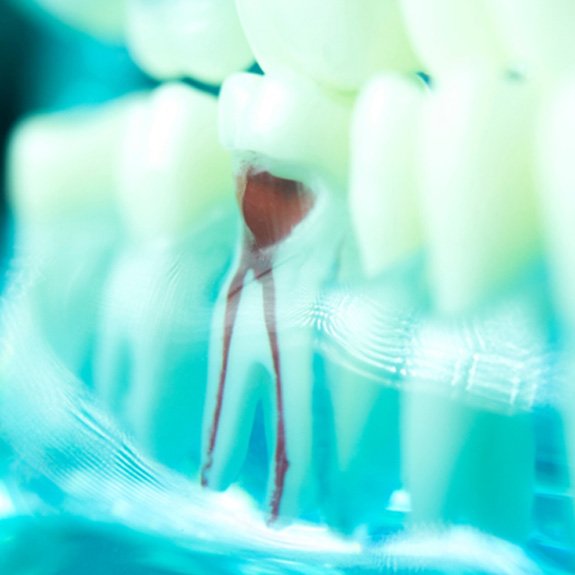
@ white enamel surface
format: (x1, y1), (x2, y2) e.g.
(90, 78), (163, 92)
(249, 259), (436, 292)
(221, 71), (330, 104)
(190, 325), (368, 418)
(119, 83), (234, 240)
(419, 73), (540, 314)
(30, 0), (126, 40)
(8, 94), (141, 224)
(236, 0), (420, 92)
(400, 0), (506, 75)
(219, 72), (354, 189)
(350, 74), (425, 279)
(489, 0), (575, 78)
(127, 0), (253, 83)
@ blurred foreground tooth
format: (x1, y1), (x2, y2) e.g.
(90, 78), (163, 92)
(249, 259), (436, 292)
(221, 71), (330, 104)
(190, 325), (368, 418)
(489, 0), (575, 79)
(404, 73), (539, 541)
(30, 0), (126, 40)
(400, 0), (506, 75)
(127, 0), (253, 84)
(7, 95), (140, 372)
(96, 84), (235, 471)
(220, 72), (353, 188)
(203, 75), (352, 522)
(236, 0), (419, 92)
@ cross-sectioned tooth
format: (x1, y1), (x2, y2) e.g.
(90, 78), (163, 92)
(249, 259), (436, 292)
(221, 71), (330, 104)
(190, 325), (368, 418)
(236, 0), (420, 92)
(6, 95), (140, 373)
(95, 83), (235, 472)
(403, 72), (541, 541)
(126, 0), (253, 84)
(489, 0), (575, 79)
(399, 0), (506, 75)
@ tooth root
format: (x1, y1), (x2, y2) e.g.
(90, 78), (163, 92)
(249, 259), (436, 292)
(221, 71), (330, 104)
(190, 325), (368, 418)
(219, 72), (353, 190)
(350, 73), (425, 279)
(236, 0), (419, 92)
(118, 83), (234, 241)
(403, 73), (539, 541)
(489, 0), (575, 78)
(126, 0), (253, 84)
(399, 0), (506, 74)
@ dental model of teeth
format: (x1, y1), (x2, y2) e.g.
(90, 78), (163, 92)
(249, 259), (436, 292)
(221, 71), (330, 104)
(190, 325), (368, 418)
(4, 0), (575, 565)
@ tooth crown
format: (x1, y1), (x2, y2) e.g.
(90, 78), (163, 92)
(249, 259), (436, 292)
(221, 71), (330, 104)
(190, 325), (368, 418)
(400, 0), (507, 75)
(219, 72), (353, 192)
(127, 0), (253, 84)
(8, 95), (141, 226)
(236, 0), (420, 92)
(118, 83), (234, 241)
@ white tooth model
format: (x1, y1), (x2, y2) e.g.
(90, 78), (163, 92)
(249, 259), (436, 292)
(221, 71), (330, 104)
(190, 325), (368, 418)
(20, 0), (126, 40)
(7, 95), (139, 374)
(404, 71), (540, 541)
(126, 0), (254, 84)
(235, 0), (419, 92)
(94, 83), (235, 472)
(399, 0), (507, 75)
(201, 71), (353, 522)
(489, 0), (575, 80)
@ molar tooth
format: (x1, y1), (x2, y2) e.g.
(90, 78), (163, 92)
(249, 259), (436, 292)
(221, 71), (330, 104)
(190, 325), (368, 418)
(95, 83), (235, 472)
(399, 0), (506, 75)
(126, 0), (253, 84)
(219, 72), (353, 190)
(489, 0), (575, 79)
(236, 0), (420, 92)
(404, 72), (539, 541)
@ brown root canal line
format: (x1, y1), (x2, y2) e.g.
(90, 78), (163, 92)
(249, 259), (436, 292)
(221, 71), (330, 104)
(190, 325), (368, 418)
(202, 167), (315, 522)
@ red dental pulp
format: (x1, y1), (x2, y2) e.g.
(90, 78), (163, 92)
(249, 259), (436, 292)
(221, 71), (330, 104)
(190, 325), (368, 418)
(202, 167), (314, 522)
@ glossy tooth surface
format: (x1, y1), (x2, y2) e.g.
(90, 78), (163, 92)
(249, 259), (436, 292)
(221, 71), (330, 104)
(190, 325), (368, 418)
(118, 83), (234, 240)
(9, 95), (140, 225)
(236, 0), (419, 92)
(400, 0), (506, 74)
(404, 73), (539, 541)
(489, 0), (575, 78)
(219, 72), (353, 189)
(350, 74), (425, 278)
(127, 0), (253, 84)
(30, 0), (126, 40)
(96, 83), (235, 471)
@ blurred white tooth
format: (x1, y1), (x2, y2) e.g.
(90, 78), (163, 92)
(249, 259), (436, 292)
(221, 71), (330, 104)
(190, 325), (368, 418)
(118, 83), (234, 240)
(30, 0), (126, 40)
(6, 95), (140, 372)
(404, 72), (540, 541)
(236, 0), (420, 92)
(350, 74), (425, 279)
(219, 72), (353, 189)
(96, 83), (235, 472)
(400, 0), (506, 75)
(489, 0), (575, 79)
(127, 0), (253, 84)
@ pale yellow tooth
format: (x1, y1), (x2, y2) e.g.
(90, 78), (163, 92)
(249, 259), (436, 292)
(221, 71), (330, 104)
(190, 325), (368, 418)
(118, 83), (234, 240)
(350, 74), (425, 278)
(8, 94), (142, 225)
(400, 0), (506, 75)
(489, 0), (575, 79)
(127, 0), (253, 84)
(219, 72), (354, 190)
(30, 0), (126, 40)
(236, 0), (420, 92)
